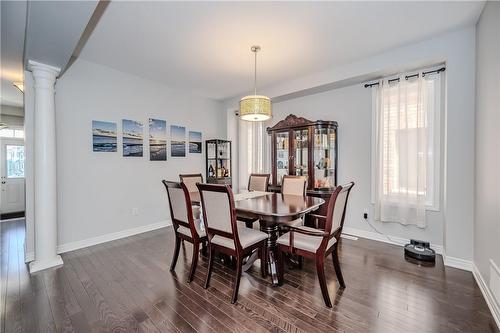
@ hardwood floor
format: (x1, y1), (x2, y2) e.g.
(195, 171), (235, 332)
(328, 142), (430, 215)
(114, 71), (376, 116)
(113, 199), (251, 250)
(1, 219), (498, 333)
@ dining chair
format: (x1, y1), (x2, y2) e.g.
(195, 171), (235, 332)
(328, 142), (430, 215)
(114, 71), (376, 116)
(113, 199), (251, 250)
(248, 173), (270, 192)
(162, 180), (207, 283)
(281, 175), (308, 226)
(197, 183), (268, 304)
(179, 173), (204, 220)
(240, 173), (271, 229)
(282, 175), (307, 196)
(276, 182), (354, 308)
(179, 173), (203, 193)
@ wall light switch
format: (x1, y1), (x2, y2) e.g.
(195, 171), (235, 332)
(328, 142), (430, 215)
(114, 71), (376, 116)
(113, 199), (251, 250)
(132, 208), (139, 216)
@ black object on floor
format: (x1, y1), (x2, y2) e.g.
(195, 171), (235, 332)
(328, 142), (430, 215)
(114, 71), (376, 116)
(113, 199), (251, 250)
(404, 239), (436, 262)
(0, 211), (25, 220)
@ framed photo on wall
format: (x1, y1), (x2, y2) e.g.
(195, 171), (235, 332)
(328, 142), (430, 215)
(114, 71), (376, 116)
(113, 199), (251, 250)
(92, 120), (117, 152)
(189, 131), (202, 153)
(149, 118), (167, 161)
(170, 125), (186, 157)
(122, 119), (143, 157)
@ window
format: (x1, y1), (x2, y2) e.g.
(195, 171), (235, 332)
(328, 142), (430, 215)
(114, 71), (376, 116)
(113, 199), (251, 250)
(6, 145), (25, 178)
(237, 119), (270, 192)
(0, 128), (24, 139)
(372, 72), (441, 227)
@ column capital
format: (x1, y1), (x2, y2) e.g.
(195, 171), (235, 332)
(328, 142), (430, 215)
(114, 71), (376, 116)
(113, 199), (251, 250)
(28, 60), (61, 84)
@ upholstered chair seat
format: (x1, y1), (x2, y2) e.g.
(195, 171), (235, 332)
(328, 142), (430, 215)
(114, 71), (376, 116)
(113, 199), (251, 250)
(277, 226), (336, 252)
(211, 226), (267, 250)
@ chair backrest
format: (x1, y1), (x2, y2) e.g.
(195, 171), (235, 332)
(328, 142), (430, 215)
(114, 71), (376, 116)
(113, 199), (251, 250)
(162, 180), (200, 239)
(324, 182), (355, 239)
(179, 173), (203, 193)
(282, 175), (307, 196)
(196, 183), (241, 251)
(248, 173), (270, 192)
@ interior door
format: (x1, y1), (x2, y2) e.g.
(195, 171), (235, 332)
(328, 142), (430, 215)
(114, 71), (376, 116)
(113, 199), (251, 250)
(0, 139), (26, 215)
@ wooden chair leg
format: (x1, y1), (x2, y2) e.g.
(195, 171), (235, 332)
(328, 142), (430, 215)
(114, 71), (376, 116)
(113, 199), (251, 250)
(332, 248), (346, 288)
(316, 257), (332, 308)
(260, 242), (267, 278)
(170, 235), (181, 272)
(204, 246), (214, 289)
(231, 258), (243, 304)
(201, 240), (208, 256)
(277, 248), (284, 286)
(297, 255), (303, 269)
(188, 242), (199, 283)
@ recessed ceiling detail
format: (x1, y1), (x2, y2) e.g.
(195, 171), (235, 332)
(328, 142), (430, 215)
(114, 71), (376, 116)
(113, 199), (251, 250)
(79, 2), (484, 101)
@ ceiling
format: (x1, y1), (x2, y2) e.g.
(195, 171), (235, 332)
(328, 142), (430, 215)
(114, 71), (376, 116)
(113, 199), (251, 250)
(80, 1), (485, 101)
(0, 0), (98, 107)
(1, 1), (27, 107)
(24, 1), (98, 71)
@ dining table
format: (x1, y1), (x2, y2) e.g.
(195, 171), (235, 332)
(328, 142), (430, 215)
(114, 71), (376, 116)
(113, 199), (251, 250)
(190, 190), (324, 286)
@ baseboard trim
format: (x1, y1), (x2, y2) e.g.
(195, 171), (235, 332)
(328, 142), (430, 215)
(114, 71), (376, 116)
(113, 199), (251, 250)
(56, 220), (172, 254)
(342, 226), (444, 255)
(442, 250), (473, 272)
(29, 255), (63, 274)
(343, 227), (472, 272)
(472, 264), (500, 330)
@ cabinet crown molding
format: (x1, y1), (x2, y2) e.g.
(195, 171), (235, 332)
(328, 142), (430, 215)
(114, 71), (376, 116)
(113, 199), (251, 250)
(267, 114), (338, 132)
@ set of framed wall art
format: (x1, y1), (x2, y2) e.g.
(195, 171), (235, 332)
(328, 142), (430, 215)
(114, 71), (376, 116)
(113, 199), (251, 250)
(91, 119), (202, 161)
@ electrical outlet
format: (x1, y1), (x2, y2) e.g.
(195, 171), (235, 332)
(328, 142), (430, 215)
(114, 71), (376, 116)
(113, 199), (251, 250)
(363, 212), (368, 220)
(132, 208), (139, 216)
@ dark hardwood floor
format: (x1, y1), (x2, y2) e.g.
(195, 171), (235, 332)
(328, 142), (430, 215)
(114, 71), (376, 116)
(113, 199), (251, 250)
(1, 219), (498, 333)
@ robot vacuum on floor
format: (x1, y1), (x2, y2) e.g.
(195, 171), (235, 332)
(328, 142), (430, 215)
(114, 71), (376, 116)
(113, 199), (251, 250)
(404, 239), (436, 262)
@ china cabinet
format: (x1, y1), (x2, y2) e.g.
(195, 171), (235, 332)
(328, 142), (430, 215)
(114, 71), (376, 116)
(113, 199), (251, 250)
(267, 114), (338, 224)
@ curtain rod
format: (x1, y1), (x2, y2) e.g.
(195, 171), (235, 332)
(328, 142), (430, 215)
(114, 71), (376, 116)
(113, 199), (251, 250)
(364, 67), (446, 88)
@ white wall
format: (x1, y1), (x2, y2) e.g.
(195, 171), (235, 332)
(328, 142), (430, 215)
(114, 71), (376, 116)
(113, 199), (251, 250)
(474, 1), (500, 323)
(225, 26), (476, 262)
(47, 59), (223, 248)
(0, 105), (24, 127)
(270, 84), (444, 246)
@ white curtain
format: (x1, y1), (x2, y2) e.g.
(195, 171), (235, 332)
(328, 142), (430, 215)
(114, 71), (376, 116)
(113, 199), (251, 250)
(238, 119), (270, 192)
(373, 73), (440, 228)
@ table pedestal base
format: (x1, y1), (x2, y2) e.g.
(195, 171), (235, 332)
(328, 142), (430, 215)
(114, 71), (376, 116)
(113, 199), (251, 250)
(241, 221), (280, 286)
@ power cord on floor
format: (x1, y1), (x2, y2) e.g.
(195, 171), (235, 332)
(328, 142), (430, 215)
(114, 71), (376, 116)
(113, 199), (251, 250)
(365, 219), (407, 246)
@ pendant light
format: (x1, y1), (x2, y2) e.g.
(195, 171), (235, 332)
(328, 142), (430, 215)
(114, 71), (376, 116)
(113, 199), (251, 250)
(239, 45), (272, 121)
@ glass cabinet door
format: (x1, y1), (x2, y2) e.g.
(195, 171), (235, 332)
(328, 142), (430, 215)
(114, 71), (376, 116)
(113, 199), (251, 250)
(275, 131), (289, 185)
(218, 141), (231, 178)
(293, 129), (309, 180)
(313, 127), (336, 189)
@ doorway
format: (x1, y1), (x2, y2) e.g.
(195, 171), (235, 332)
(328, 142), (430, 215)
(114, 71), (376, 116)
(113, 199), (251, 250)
(0, 132), (26, 220)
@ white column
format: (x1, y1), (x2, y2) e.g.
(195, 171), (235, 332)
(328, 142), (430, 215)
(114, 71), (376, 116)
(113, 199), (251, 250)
(28, 60), (63, 274)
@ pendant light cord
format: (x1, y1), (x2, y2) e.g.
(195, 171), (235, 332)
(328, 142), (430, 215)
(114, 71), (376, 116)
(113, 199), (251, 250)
(254, 49), (257, 96)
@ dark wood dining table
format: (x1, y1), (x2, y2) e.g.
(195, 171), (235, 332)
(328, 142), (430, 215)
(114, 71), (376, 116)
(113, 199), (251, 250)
(190, 191), (324, 285)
